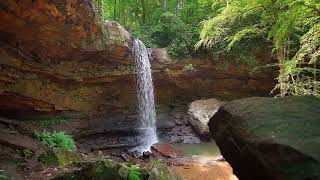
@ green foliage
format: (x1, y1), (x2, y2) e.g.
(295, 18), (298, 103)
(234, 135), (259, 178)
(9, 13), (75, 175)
(36, 131), (76, 151)
(277, 21), (320, 96)
(96, 0), (319, 96)
(149, 159), (183, 180)
(152, 159), (161, 166)
(167, 28), (196, 58)
(127, 165), (142, 180)
(39, 148), (83, 167)
(196, 1), (266, 63)
(96, 0), (213, 57)
(16, 149), (33, 159)
(197, 0), (320, 96)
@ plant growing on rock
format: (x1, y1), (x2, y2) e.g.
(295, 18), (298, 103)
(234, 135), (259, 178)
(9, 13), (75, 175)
(128, 164), (142, 180)
(36, 131), (76, 151)
(16, 149), (33, 159)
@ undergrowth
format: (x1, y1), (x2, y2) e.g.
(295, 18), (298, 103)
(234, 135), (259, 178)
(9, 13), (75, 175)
(128, 164), (142, 180)
(36, 131), (76, 151)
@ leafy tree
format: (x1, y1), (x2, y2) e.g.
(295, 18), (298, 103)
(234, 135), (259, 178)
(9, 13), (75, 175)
(95, 0), (319, 96)
(197, 0), (320, 96)
(96, 0), (213, 57)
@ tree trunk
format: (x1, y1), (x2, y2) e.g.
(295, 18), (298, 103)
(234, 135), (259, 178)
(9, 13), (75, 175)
(140, 0), (146, 24)
(113, 0), (117, 21)
(163, 0), (167, 12)
(121, 0), (126, 26)
(314, 62), (317, 94)
(277, 45), (287, 97)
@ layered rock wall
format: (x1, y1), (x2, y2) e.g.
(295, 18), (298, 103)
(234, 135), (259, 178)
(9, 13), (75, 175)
(0, 0), (276, 120)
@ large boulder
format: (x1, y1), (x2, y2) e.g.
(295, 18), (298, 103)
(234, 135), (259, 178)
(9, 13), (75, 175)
(209, 96), (320, 180)
(188, 98), (224, 136)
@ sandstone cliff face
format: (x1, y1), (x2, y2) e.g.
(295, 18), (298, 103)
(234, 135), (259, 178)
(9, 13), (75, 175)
(0, 0), (276, 119)
(0, 0), (136, 117)
(0, 0), (133, 64)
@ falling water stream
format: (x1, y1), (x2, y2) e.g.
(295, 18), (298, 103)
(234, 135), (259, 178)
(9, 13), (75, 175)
(133, 39), (158, 152)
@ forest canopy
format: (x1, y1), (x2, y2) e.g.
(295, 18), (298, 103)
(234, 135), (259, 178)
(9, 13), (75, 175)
(96, 0), (320, 97)
(96, 0), (214, 57)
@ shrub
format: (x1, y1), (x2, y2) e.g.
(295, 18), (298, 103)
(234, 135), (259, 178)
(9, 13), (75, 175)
(36, 131), (76, 151)
(128, 165), (142, 180)
(131, 13), (200, 58)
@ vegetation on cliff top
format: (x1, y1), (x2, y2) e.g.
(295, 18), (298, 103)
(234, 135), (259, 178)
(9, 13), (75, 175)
(196, 0), (320, 97)
(96, 0), (319, 97)
(96, 0), (213, 58)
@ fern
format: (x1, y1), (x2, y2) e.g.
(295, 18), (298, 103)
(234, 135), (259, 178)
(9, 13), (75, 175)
(197, 0), (320, 97)
(36, 131), (76, 151)
(226, 26), (263, 51)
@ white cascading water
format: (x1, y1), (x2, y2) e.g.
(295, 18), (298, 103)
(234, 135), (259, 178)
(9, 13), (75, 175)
(133, 39), (158, 152)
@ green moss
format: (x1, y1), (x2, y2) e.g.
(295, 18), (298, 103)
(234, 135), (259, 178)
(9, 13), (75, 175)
(16, 149), (33, 159)
(55, 158), (183, 180)
(149, 161), (183, 180)
(55, 159), (147, 180)
(39, 148), (83, 167)
(127, 165), (143, 180)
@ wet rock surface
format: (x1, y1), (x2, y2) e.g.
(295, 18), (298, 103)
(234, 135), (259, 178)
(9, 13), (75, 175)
(151, 144), (182, 158)
(209, 96), (320, 180)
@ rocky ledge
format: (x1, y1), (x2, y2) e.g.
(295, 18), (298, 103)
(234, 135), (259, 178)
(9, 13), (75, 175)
(209, 96), (320, 180)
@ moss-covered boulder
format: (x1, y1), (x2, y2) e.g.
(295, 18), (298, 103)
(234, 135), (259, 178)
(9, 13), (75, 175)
(54, 159), (148, 180)
(38, 148), (83, 167)
(148, 161), (183, 180)
(209, 96), (320, 180)
(53, 158), (183, 180)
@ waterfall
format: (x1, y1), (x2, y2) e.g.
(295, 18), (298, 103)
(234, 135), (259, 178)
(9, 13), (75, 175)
(133, 39), (158, 152)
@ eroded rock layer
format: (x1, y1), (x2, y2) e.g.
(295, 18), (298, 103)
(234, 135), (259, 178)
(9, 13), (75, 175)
(0, 0), (275, 121)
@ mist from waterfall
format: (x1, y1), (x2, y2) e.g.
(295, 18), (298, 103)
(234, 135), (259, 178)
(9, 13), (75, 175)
(133, 39), (158, 152)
